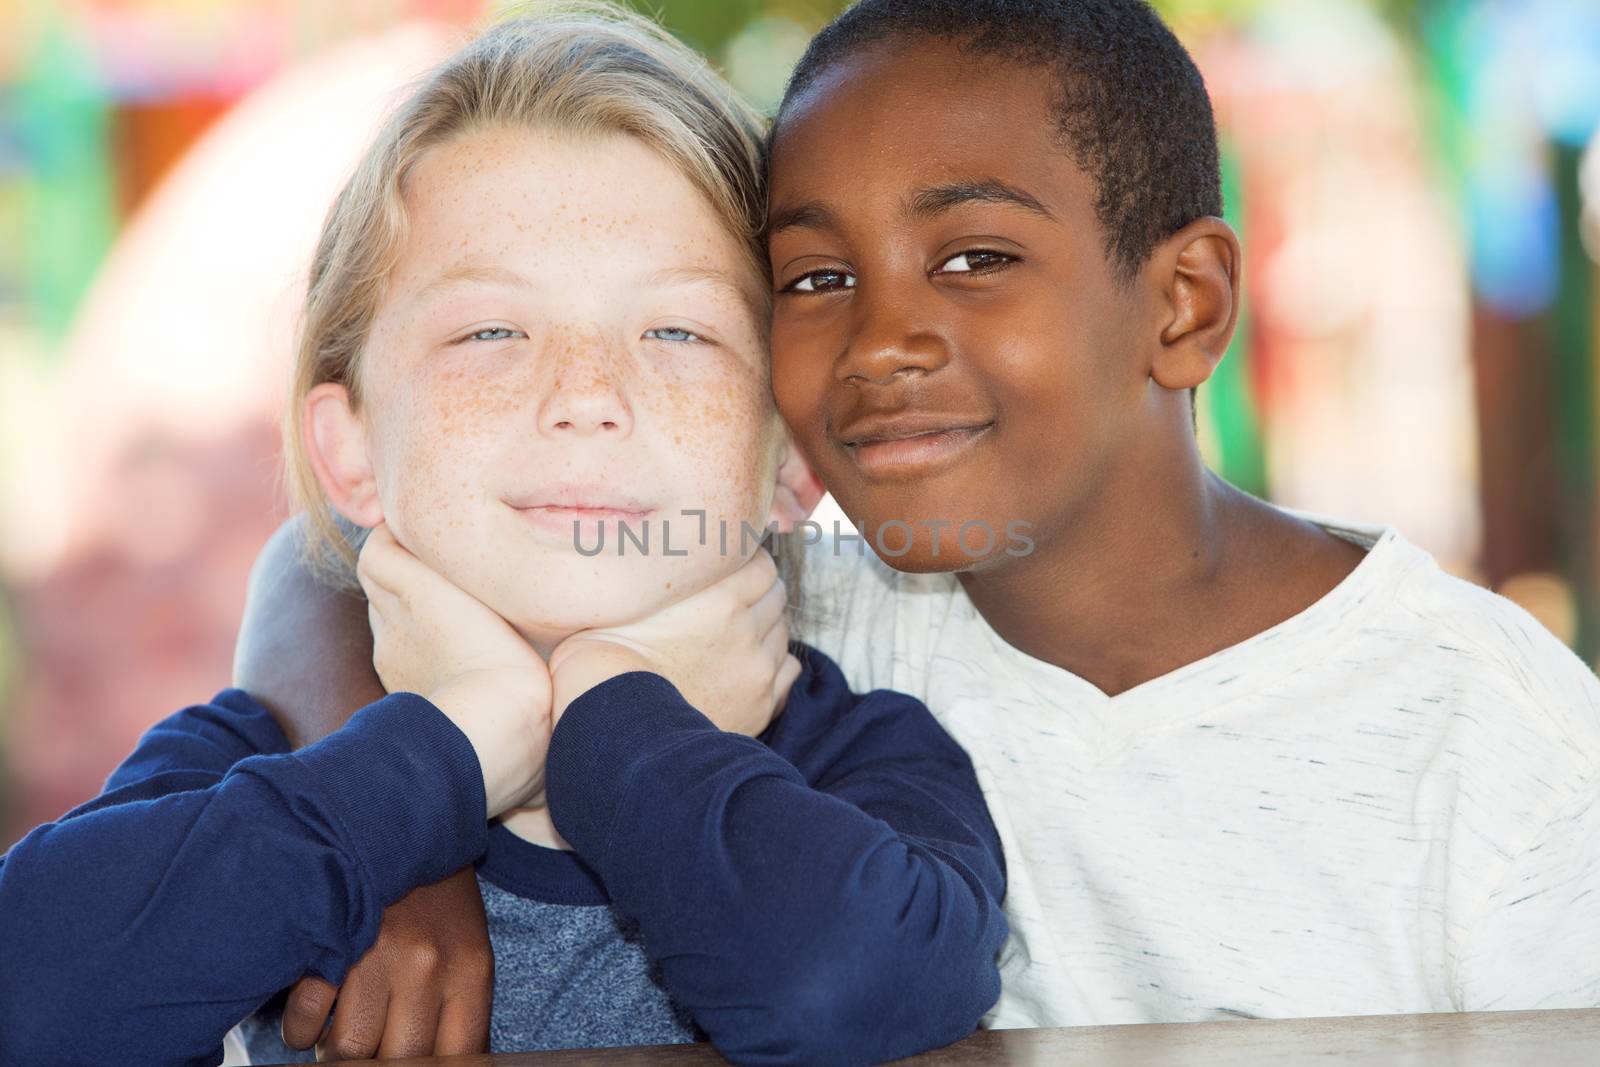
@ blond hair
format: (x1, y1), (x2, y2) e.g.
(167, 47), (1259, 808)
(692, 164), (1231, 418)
(285, 2), (768, 583)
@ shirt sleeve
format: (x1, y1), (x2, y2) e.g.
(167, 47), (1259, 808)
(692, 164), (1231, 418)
(1454, 768), (1600, 1011)
(0, 690), (488, 1067)
(97, 687), (296, 797)
(545, 651), (1007, 1067)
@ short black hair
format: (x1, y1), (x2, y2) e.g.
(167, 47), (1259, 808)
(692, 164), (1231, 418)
(774, 0), (1224, 282)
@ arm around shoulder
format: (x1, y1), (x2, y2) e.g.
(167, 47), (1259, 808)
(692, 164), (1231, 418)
(234, 515), (384, 748)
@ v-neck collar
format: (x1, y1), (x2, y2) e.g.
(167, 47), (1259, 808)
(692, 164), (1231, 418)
(958, 514), (1427, 745)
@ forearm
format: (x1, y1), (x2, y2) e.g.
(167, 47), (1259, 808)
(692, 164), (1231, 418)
(235, 516), (384, 748)
(0, 695), (487, 1067)
(546, 674), (1006, 1066)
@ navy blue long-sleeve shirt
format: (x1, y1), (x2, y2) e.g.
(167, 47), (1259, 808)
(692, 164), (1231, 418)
(0, 645), (1006, 1067)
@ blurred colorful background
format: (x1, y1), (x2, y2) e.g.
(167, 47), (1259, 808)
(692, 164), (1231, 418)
(2, 0), (1599, 848)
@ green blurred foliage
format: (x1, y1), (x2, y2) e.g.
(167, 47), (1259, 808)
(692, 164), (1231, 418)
(1202, 137), (1268, 498)
(14, 17), (116, 345)
(623, 0), (764, 51)
(620, 0), (849, 113)
(624, 0), (846, 52)
(1151, 0), (1266, 30)
(1153, 0), (1424, 32)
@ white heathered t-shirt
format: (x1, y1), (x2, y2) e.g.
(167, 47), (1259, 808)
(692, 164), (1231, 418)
(794, 514), (1600, 1028)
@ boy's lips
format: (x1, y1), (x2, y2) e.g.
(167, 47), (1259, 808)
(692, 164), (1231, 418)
(512, 504), (656, 540)
(505, 487), (655, 539)
(506, 484), (652, 510)
(835, 412), (995, 478)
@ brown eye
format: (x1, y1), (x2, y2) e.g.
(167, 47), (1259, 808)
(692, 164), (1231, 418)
(783, 269), (856, 294)
(936, 251), (1015, 274)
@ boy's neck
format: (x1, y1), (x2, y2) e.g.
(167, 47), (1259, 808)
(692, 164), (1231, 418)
(501, 805), (571, 850)
(957, 438), (1366, 699)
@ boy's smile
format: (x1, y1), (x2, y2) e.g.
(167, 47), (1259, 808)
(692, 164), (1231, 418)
(767, 39), (1158, 573)
(312, 126), (785, 648)
(835, 411), (995, 480)
(766, 28), (1371, 698)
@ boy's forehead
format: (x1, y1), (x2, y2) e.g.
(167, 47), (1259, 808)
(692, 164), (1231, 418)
(396, 130), (751, 270)
(780, 39), (1055, 137)
(767, 42), (1088, 229)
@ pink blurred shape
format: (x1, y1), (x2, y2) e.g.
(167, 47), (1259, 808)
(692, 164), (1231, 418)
(1, 22), (454, 844)
(6, 21), (452, 578)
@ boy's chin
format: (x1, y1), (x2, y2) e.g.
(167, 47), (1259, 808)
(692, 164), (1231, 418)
(478, 550), (739, 645)
(500, 582), (685, 641)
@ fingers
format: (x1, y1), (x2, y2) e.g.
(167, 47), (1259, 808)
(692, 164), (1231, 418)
(375, 989), (439, 1060)
(280, 976), (337, 1050)
(727, 547), (780, 606)
(356, 522), (447, 606)
(355, 522), (404, 603)
(316, 969), (388, 1062)
(355, 520), (397, 570)
(749, 571), (789, 640)
(365, 600), (396, 692)
(358, 523), (508, 631)
(760, 607), (790, 668)
(435, 987), (493, 1056)
(772, 651), (802, 716)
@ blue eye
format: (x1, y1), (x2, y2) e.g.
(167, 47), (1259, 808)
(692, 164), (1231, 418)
(465, 326), (523, 343)
(644, 327), (704, 343)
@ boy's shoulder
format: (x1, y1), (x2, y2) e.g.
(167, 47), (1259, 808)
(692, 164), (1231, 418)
(1392, 538), (1595, 689)
(1353, 517), (1600, 770)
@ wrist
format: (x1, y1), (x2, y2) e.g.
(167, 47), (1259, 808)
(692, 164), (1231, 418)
(427, 670), (549, 819)
(550, 642), (653, 725)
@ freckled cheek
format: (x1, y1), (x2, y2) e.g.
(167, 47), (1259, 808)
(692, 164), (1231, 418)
(378, 370), (530, 520)
(647, 364), (775, 516)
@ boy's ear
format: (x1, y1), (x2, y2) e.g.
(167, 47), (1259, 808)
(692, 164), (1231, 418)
(1149, 217), (1241, 392)
(767, 433), (826, 533)
(303, 382), (385, 528)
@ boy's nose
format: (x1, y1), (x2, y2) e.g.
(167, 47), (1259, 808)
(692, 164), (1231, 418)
(838, 300), (952, 386)
(538, 368), (634, 437)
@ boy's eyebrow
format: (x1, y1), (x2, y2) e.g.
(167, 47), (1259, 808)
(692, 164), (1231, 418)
(644, 264), (760, 307)
(906, 180), (1057, 222)
(645, 264), (745, 292)
(767, 181), (1057, 238)
(766, 201), (837, 237)
(419, 262), (534, 298)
